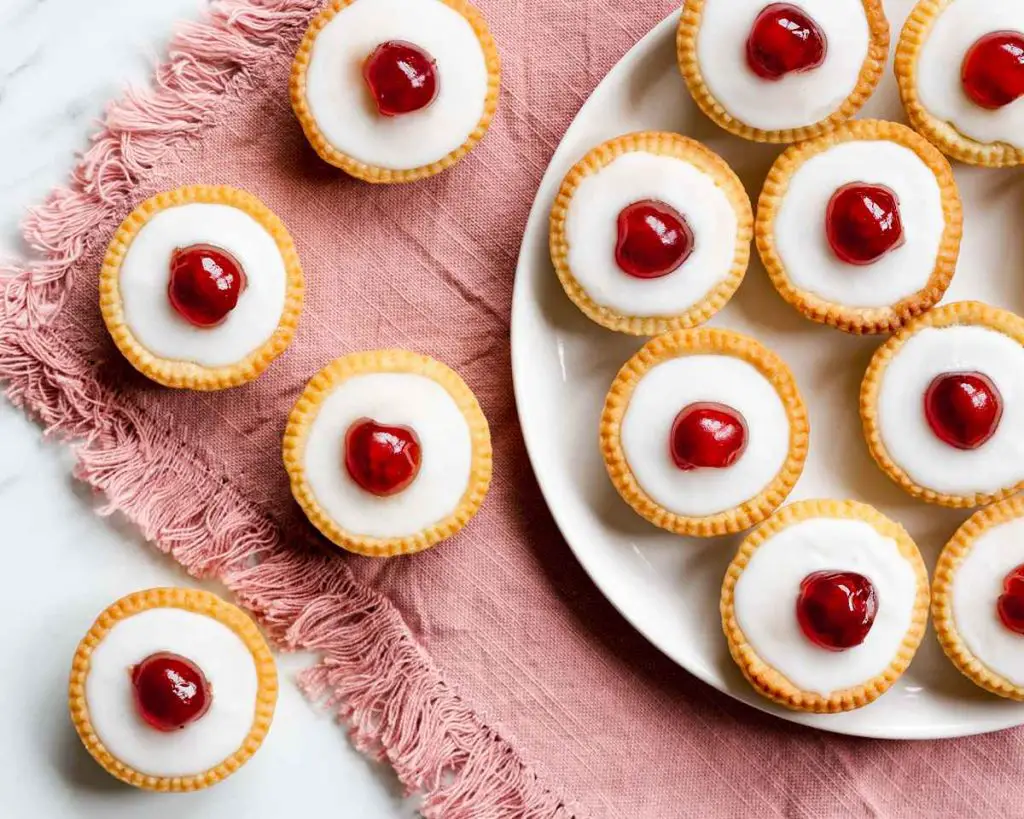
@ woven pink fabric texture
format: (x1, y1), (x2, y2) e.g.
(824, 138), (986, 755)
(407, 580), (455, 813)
(4, 0), (1024, 816)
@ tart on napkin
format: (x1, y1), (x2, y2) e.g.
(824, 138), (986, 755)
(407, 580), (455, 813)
(100, 185), (304, 391)
(290, 0), (501, 183)
(896, 0), (1024, 167)
(722, 499), (929, 713)
(756, 119), (962, 334)
(69, 588), (277, 791)
(550, 132), (752, 336)
(284, 350), (492, 556)
(934, 497), (1024, 700)
(677, 0), (890, 143)
(861, 301), (1024, 508)
(600, 328), (808, 537)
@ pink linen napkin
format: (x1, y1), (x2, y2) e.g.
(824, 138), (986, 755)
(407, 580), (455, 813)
(3, 0), (1024, 816)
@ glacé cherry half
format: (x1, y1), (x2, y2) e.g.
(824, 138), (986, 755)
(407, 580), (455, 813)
(746, 3), (828, 81)
(168, 244), (247, 328)
(924, 372), (1003, 451)
(131, 652), (212, 732)
(363, 41), (439, 117)
(669, 402), (748, 471)
(825, 183), (904, 266)
(961, 31), (1024, 110)
(796, 571), (878, 651)
(615, 200), (694, 280)
(345, 418), (422, 496)
(998, 564), (1024, 636)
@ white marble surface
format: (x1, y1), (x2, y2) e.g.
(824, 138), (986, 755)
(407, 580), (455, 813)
(0, 2), (415, 816)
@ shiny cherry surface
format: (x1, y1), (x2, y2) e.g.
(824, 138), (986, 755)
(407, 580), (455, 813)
(345, 418), (422, 496)
(614, 200), (694, 280)
(998, 564), (1024, 636)
(825, 183), (904, 266)
(924, 372), (1003, 451)
(131, 652), (212, 731)
(961, 31), (1024, 110)
(669, 402), (748, 471)
(363, 41), (439, 116)
(746, 3), (827, 81)
(168, 244), (246, 328)
(796, 571), (878, 651)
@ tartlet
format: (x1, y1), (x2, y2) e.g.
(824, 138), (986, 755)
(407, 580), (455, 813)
(678, 0), (890, 143)
(861, 301), (1024, 508)
(896, 0), (1024, 168)
(600, 328), (808, 537)
(99, 185), (304, 391)
(722, 500), (929, 713)
(69, 588), (277, 791)
(290, 0), (501, 183)
(284, 350), (492, 556)
(550, 132), (752, 336)
(756, 119), (962, 334)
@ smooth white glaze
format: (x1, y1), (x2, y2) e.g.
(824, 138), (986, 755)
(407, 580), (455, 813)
(304, 0), (489, 170)
(877, 325), (1024, 496)
(84, 608), (259, 778)
(916, 0), (1024, 149)
(734, 516), (919, 696)
(620, 355), (790, 517)
(952, 514), (1024, 685)
(774, 140), (946, 308)
(564, 152), (740, 317)
(119, 203), (288, 368)
(303, 372), (472, 538)
(696, 0), (871, 132)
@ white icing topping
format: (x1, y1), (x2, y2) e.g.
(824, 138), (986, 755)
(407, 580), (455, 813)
(304, 0), (490, 170)
(734, 517), (919, 696)
(917, 0), (1024, 149)
(303, 372), (472, 538)
(84, 608), (259, 778)
(774, 140), (946, 309)
(620, 355), (790, 517)
(564, 152), (739, 317)
(119, 203), (288, 368)
(877, 325), (1024, 496)
(695, 0), (871, 132)
(952, 515), (1024, 685)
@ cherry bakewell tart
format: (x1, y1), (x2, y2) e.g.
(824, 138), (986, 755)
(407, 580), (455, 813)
(291, 0), (500, 183)
(722, 499), (929, 713)
(69, 588), (277, 791)
(100, 185), (304, 391)
(933, 496), (1024, 700)
(284, 350), (492, 556)
(601, 328), (808, 537)
(756, 120), (962, 334)
(550, 132), (752, 336)
(677, 0), (890, 143)
(861, 302), (1024, 508)
(896, 0), (1024, 168)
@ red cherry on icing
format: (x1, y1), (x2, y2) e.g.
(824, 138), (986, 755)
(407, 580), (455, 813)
(825, 183), (905, 266)
(168, 244), (246, 328)
(924, 372), (1003, 451)
(345, 418), (422, 496)
(363, 41), (439, 117)
(669, 402), (748, 471)
(131, 652), (212, 732)
(746, 3), (828, 81)
(796, 571), (878, 651)
(961, 31), (1024, 110)
(615, 200), (694, 280)
(998, 565), (1024, 635)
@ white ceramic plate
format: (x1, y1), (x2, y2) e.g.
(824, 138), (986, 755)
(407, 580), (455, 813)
(510, 2), (1024, 739)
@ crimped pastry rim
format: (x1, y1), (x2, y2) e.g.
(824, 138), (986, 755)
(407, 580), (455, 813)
(290, 0), (501, 183)
(860, 301), (1024, 508)
(68, 587), (278, 792)
(721, 499), (930, 713)
(755, 119), (963, 335)
(933, 497), (1024, 700)
(895, 0), (1024, 168)
(283, 349), (493, 557)
(99, 185), (304, 391)
(600, 328), (809, 537)
(677, 0), (890, 144)
(549, 131), (753, 336)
